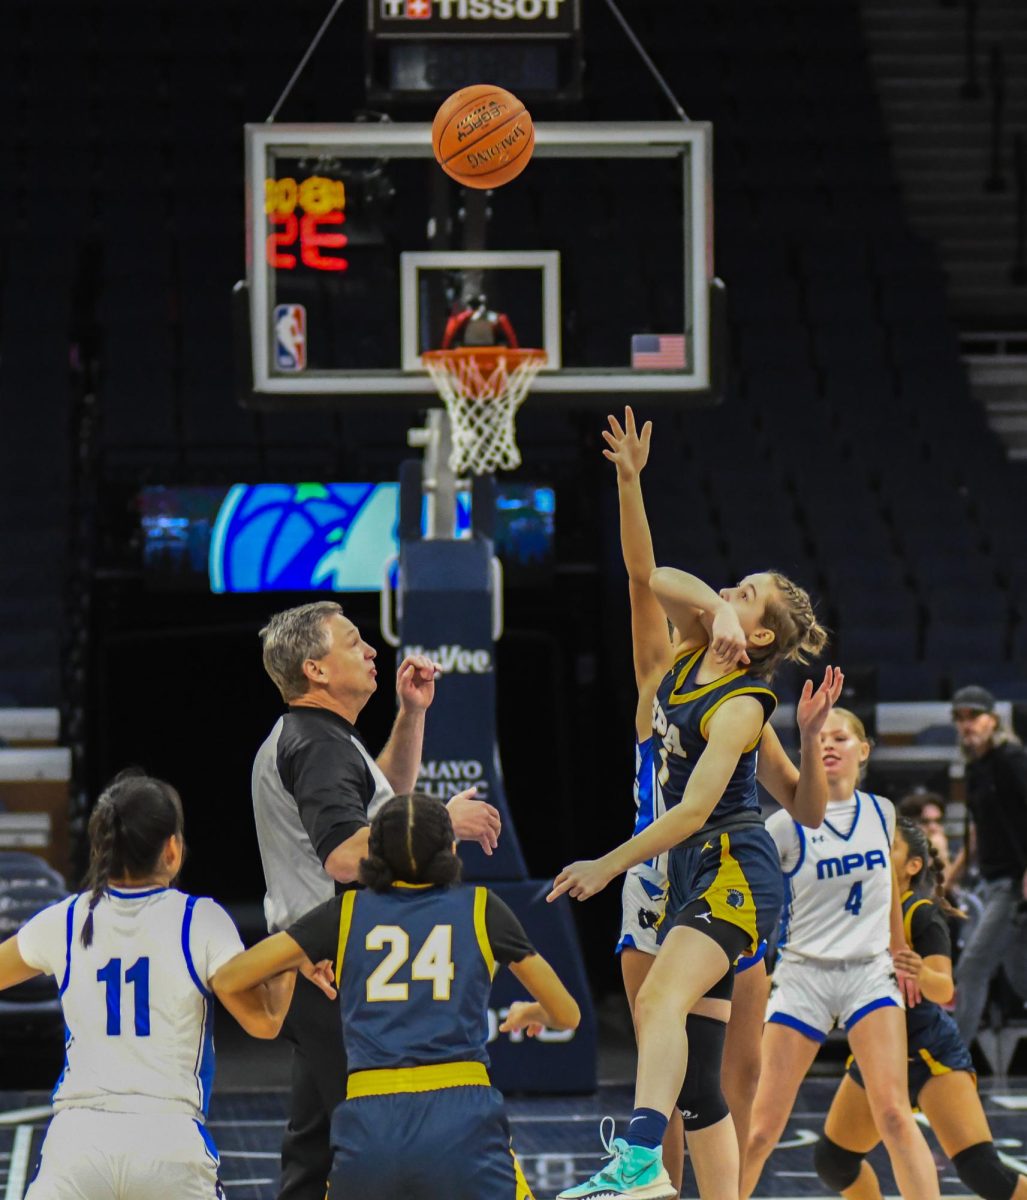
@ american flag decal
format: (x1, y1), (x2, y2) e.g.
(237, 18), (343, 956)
(631, 334), (687, 370)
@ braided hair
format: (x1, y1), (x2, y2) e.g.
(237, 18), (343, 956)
(746, 570), (829, 682)
(359, 793), (462, 893)
(895, 817), (964, 920)
(80, 771), (185, 947)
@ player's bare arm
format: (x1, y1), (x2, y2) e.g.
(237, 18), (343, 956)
(603, 406), (676, 711)
(212, 932), (329, 1038)
(649, 566), (750, 667)
(757, 666), (844, 828)
(548, 695), (765, 902)
(0, 936), (41, 990)
(500, 954), (582, 1035)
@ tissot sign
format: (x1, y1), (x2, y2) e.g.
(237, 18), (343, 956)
(372, 0), (578, 36)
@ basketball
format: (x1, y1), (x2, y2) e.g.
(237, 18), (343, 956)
(431, 84), (535, 190)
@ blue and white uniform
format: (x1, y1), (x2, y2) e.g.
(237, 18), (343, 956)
(765, 791), (902, 1041)
(616, 737), (669, 956)
(16, 886), (243, 1199)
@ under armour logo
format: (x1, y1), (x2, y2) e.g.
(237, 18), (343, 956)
(694, 911), (712, 924)
(811, 834), (827, 843)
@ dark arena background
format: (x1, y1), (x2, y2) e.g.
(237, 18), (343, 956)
(1, 0), (1027, 1196)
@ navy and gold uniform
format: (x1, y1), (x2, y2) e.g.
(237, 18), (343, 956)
(848, 891), (973, 1106)
(289, 884), (535, 1200)
(653, 644), (782, 961)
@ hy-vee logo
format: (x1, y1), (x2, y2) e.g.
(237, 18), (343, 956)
(816, 849), (888, 879)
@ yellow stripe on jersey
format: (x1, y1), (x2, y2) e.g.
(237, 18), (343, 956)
(334, 889), (357, 986)
(346, 1060), (490, 1098)
(700, 834), (760, 956)
(697, 686), (778, 751)
(668, 645), (748, 707)
(903, 898), (932, 946)
(474, 886), (496, 978)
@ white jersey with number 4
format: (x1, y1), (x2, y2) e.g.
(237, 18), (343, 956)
(17, 886), (244, 1120)
(767, 790), (896, 962)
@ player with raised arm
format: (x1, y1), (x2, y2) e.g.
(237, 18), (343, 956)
(215, 792), (581, 1200)
(605, 407), (842, 1195)
(549, 448), (837, 1200)
(0, 772), (299, 1200)
(815, 817), (1027, 1200)
(741, 709), (940, 1200)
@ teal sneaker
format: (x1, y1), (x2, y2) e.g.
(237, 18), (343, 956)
(556, 1117), (676, 1199)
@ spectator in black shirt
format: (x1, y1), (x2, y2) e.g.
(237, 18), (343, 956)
(947, 686), (1027, 1043)
(252, 601), (502, 1200)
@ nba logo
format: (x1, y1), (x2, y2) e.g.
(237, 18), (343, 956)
(274, 304), (306, 371)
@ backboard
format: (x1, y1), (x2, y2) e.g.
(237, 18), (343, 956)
(244, 121), (714, 401)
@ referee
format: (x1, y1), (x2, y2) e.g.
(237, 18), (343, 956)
(252, 601), (502, 1200)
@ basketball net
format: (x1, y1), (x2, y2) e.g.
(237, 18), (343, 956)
(422, 346), (546, 476)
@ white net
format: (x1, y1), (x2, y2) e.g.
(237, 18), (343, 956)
(423, 348), (546, 476)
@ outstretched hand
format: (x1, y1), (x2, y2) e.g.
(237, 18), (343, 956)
(499, 1001), (546, 1038)
(447, 787), (502, 856)
(601, 406), (652, 484)
(546, 859), (615, 903)
(796, 666), (845, 738)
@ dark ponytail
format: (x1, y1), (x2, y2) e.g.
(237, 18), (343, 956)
(895, 817), (964, 921)
(359, 793), (461, 893)
(80, 772), (185, 948)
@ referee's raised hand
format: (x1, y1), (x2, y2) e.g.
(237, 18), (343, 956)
(396, 653), (440, 712)
(447, 786), (502, 856)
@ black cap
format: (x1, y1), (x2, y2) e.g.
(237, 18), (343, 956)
(951, 685), (996, 715)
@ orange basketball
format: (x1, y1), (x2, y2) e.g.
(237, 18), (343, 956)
(431, 84), (534, 190)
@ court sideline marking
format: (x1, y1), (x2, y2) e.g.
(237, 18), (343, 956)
(3, 1127), (31, 1200)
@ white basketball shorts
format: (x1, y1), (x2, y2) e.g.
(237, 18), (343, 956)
(765, 949), (903, 1042)
(26, 1110), (223, 1200)
(616, 865), (668, 957)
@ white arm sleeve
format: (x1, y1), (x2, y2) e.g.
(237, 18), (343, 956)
(190, 899), (246, 984)
(765, 809), (802, 874)
(16, 896), (76, 977)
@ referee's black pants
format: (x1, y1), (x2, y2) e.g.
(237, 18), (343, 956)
(278, 974), (347, 1200)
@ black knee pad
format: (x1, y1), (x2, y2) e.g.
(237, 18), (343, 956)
(813, 1135), (865, 1192)
(677, 1015), (729, 1131)
(952, 1141), (1020, 1200)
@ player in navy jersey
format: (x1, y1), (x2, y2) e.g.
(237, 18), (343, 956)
(214, 793), (580, 1200)
(0, 772), (299, 1200)
(816, 818), (1027, 1200)
(551, 434), (839, 1199)
(604, 407), (843, 1195)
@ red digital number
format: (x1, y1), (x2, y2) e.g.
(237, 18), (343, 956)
(299, 212), (349, 271)
(266, 215), (298, 269)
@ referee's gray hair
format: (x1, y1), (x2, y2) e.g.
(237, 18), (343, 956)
(259, 601), (344, 701)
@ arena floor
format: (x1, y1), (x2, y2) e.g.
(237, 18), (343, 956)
(1, 1078), (1025, 1198)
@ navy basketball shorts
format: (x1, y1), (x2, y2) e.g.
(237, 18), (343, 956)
(665, 828), (784, 962)
(329, 1085), (533, 1200)
(849, 1011), (975, 1108)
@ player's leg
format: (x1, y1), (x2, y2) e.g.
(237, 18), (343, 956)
(846, 1006), (940, 1199)
(622, 946), (685, 1196)
(740, 1022), (820, 1197)
(817, 1073), (886, 1199)
(918, 1072), (1027, 1199)
(721, 955), (768, 1167)
(953, 880), (1016, 1045)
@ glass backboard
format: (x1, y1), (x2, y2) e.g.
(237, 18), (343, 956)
(245, 121), (713, 398)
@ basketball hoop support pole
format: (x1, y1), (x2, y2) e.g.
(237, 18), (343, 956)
(407, 409), (463, 539)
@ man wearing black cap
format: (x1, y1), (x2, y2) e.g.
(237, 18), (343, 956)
(949, 685), (1027, 1042)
